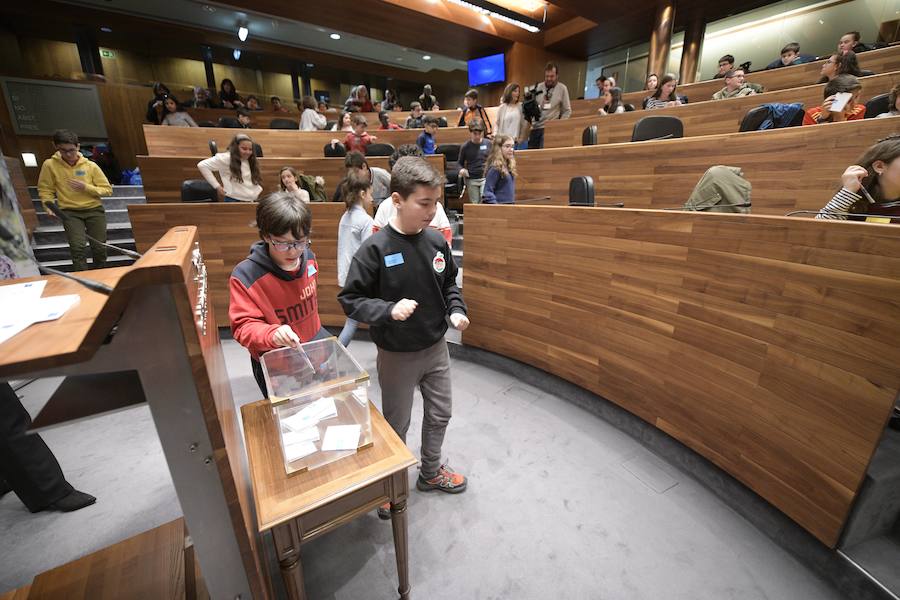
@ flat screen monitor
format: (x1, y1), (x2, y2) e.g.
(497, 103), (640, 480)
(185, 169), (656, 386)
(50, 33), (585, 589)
(468, 53), (505, 87)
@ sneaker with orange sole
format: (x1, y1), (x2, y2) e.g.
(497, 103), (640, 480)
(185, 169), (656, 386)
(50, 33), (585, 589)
(416, 464), (467, 494)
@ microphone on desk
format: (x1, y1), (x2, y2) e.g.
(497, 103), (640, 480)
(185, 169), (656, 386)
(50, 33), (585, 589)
(662, 202), (752, 211)
(0, 222), (113, 296)
(784, 209), (897, 220)
(46, 202), (143, 259)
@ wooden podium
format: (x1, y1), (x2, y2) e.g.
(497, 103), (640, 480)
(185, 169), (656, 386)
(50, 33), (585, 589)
(0, 226), (267, 599)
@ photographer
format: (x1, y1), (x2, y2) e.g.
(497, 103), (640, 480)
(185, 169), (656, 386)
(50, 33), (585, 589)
(525, 62), (571, 149)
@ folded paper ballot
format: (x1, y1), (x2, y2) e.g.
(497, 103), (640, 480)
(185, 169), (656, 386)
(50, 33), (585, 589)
(282, 427), (320, 447)
(321, 424), (361, 451)
(284, 440), (318, 462)
(0, 288), (80, 346)
(281, 396), (337, 432)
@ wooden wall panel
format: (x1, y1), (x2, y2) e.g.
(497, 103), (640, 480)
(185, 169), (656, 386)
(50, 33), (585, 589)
(143, 124), (472, 157)
(18, 37), (82, 80)
(514, 117), (900, 214)
(544, 71), (900, 149)
(462, 205), (900, 547)
(136, 154), (446, 203)
(569, 43), (900, 117)
(128, 203), (349, 327)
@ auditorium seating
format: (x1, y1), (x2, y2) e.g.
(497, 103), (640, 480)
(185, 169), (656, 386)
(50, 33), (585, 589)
(515, 117), (898, 213)
(544, 71), (900, 148)
(143, 124), (472, 157)
(128, 203), (349, 326)
(462, 204), (900, 548)
(568, 44), (900, 117)
(137, 155), (446, 203)
(185, 107), (482, 131)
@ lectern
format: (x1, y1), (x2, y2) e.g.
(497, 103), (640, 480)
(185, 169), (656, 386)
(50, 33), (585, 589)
(0, 226), (267, 599)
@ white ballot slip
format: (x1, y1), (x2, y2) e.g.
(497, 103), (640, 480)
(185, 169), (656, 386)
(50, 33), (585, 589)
(321, 424), (361, 451)
(281, 396), (337, 431)
(284, 440), (318, 462)
(0, 289), (79, 345)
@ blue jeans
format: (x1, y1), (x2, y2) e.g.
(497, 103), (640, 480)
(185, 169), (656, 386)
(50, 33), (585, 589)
(338, 318), (359, 347)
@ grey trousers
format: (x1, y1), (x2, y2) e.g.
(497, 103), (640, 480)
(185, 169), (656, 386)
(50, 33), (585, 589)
(376, 339), (452, 479)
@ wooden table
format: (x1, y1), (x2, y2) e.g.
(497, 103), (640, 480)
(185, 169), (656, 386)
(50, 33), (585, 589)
(241, 401), (417, 600)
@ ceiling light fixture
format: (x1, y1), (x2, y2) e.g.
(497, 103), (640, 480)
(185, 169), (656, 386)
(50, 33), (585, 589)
(330, 33), (341, 40)
(100, 26), (112, 33)
(233, 49), (242, 60)
(445, 0), (541, 32)
(238, 25), (249, 41)
(423, 55), (432, 60)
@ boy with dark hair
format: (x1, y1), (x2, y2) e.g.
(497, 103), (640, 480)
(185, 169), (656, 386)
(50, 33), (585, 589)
(765, 42), (816, 69)
(838, 31), (868, 55)
(803, 74), (866, 125)
(335, 114), (377, 154)
(270, 96), (289, 113)
(378, 110), (402, 130)
(416, 116), (439, 155)
(339, 157), (469, 519)
(713, 54), (735, 79)
(236, 108), (253, 128)
(405, 102), (425, 129)
(245, 95), (262, 111)
(229, 191), (327, 397)
(711, 69), (757, 100)
(457, 89), (493, 136)
(457, 118), (492, 204)
(37, 129), (112, 271)
(332, 151), (391, 204)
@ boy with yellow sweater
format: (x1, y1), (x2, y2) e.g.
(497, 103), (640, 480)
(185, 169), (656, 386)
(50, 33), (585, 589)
(37, 130), (112, 271)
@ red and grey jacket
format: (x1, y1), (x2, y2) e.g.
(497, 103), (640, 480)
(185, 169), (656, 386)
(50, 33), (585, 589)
(229, 241), (323, 359)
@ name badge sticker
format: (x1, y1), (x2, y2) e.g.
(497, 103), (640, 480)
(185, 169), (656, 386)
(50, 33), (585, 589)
(542, 102), (552, 110)
(384, 253), (405, 267)
(75, 169), (86, 176)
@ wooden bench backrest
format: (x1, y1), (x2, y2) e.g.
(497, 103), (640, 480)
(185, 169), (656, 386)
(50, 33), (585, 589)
(568, 43), (900, 117)
(144, 124), (472, 157)
(545, 71), (900, 148)
(516, 117), (898, 213)
(185, 106), (495, 129)
(137, 154), (446, 203)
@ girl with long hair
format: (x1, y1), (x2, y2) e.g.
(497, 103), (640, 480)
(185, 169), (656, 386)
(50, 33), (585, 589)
(482, 135), (517, 204)
(278, 166), (310, 203)
(336, 170), (374, 347)
(645, 74), (682, 109)
(496, 83), (528, 148)
(197, 134), (263, 202)
(816, 134), (900, 220)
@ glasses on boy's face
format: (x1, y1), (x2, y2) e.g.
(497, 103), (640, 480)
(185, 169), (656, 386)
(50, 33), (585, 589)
(267, 237), (309, 252)
(57, 146), (79, 155)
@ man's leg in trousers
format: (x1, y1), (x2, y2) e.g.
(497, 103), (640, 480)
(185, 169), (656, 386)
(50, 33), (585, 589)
(61, 209), (89, 272)
(84, 206), (108, 268)
(467, 178), (484, 204)
(528, 127), (545, 149)
(376, 347), (422, 444)
(0, 383), (73, 512)
(417, 342), (453, 479)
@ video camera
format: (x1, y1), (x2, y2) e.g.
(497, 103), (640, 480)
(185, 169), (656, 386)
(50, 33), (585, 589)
(522, 82), (543, 123)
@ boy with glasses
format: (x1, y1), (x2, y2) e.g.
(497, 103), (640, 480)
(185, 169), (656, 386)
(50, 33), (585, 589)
(229, 191), (329, 397)
(37, 129), (112, 271)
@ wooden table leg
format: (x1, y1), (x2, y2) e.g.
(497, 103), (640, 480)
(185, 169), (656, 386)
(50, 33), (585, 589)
(390, 472), (411, 600)
(272, 521), (307, 600)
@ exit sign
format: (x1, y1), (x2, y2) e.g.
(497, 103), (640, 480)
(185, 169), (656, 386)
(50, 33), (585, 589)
(101, 49), (116, 59)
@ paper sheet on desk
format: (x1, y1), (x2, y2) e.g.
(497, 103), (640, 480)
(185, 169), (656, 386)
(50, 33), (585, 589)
(0, 292), (80, 345)
(321, 425), (361, 451)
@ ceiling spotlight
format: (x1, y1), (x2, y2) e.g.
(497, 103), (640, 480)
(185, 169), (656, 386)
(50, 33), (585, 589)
(306, 63), (315, 67)
(201, 4), (216, 12)
(423, 55), (432, 60)
(100, 26), (112, 33)
(238, 25), (249, 42)
(233, 49), (242, 60)
(330, 33), (341, 40)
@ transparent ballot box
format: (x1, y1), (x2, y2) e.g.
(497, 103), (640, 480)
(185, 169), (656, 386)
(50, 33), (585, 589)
(261, 337), (372, 475)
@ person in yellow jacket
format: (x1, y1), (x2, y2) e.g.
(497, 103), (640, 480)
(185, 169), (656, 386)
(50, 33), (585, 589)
(37, 130), (112, 271)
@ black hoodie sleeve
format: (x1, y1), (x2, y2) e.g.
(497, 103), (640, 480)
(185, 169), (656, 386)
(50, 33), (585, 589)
(442, 243), (467, 317)
(338, 244), (396, 324)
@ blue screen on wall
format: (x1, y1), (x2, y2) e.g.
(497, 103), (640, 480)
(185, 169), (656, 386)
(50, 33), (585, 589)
(468, 53), (505, 87)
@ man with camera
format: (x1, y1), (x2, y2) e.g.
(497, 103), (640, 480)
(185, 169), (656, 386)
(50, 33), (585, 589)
(524, 62), (572, 149)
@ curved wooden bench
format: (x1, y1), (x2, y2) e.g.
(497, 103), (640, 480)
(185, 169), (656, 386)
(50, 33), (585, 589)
(515, 117), (899, 213)
(545, 71), (900, 148)
(462, 204), (900, 547)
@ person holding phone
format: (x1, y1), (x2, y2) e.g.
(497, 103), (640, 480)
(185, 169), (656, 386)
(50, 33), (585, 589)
(803, 74), (865, 125)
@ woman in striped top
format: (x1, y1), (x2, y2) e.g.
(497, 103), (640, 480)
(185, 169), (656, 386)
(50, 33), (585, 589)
(816, 135), (900, 220)
(645, 74), (683, 110)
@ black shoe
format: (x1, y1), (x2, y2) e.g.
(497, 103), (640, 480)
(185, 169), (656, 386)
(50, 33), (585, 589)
(48, 490), (96, 512)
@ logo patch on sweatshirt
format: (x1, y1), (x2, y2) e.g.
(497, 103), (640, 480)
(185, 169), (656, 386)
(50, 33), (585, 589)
(433, 251), (446, 274)
(307, 262), (317, 277)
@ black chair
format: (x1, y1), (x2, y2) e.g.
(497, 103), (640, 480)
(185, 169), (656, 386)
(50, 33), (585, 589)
(253, 143), (264, 158)
(365, 143), (396, 157)
(568, 176), (595, 206)
(631, 116), (683, 142)
(678, 95), (689, 105)
(325, 120), (337, 130)
(865, 93), (890, 118)
(197, 121), (216, 127)
(217, 117), (242, 128)
(324, 142), (346, 157)
(435, 144), (462, 196)
(623, 104), (636, 112)
(437, 117), (449, 128)
(270, 118), (300, 129)
(181, 179), (217, 202)
(581, 125), (598, 146)
(208, 140), (218, 156)
(739, 106), (769, 132)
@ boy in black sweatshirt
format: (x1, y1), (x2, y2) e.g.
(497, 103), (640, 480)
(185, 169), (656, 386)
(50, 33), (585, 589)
(339, 157), (469, 518)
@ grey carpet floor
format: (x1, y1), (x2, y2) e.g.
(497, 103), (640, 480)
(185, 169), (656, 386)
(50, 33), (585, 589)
(0, 338), (842, 600)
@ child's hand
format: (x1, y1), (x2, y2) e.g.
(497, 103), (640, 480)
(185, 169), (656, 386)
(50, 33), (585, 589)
(286, 180), (299, 192)
(330, 139), (339, 146)
(820, 95), (836, 116)
(450, 313), (470, 331)
(271, 325), (301, 348)
(458, 168), (469, 179)
(68, 178), (86, 191)
(391, 299), (418, 321)
(370, 135), (378, 141)
(315, 176), (325, 187)
(841, 165), (868, 193)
